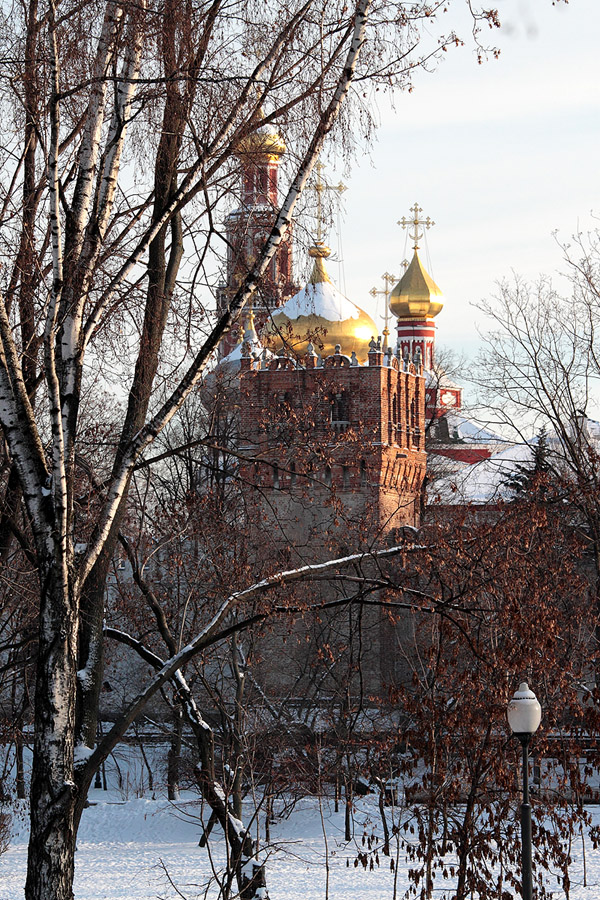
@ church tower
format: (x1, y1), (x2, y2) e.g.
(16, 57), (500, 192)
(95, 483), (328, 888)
(239, 239), (427, 553)
(217, 115), (296, 357)
(390, 203), (462, 418)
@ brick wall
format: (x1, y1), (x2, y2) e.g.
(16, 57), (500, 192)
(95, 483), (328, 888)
(239, 345), (426, 542)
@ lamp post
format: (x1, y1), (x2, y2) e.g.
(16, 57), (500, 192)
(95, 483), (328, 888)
(507, 682), (542, 900)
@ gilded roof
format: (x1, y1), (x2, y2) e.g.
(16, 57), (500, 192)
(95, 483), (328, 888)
(264, 243), (377, 362)
(236, 117), (286, 160)
(389, 249), (444, 320)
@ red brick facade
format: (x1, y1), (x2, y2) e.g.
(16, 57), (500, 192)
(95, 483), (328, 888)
(218, 153), (297, 358)
(239, 344), (427, 541)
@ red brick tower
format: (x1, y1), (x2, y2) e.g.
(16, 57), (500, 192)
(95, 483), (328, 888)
(238, 246), (426, 550)
(239, 342), (426, 545)
(217, 117), (296, 357)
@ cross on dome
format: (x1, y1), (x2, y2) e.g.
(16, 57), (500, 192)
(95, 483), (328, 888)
(308, 160), (347, 243)
(398, 203), (435, 250)
(369, 271), (397, 351)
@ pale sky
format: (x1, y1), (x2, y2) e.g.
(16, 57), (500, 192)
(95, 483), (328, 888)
(323, 0), (600, 364)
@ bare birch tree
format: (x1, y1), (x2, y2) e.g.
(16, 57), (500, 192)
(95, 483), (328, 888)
(0, 0), (501, 897)
(476, 238), (600, 635)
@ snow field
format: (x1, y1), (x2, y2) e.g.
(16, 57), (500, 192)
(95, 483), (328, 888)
(2, 742), (600, 899)
(2, 790), (600, 899)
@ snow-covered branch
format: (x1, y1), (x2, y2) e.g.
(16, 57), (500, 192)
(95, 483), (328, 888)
(85, 537), (413, 779)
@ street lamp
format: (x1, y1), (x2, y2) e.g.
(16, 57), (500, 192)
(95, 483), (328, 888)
(507, 682), (542, 900)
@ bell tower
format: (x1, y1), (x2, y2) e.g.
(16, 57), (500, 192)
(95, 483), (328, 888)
(217, 115), (296, 357)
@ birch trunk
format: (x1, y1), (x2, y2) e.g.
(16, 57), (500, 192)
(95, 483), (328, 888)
(25, 558), (79, 900)
(0, 1), (441, 897)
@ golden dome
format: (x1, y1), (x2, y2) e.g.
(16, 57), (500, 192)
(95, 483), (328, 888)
(236, 117), (286, 160)
(389, 249), (444, 320)
(264, 242), (377, 363)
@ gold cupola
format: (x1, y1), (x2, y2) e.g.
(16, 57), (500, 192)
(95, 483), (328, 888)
(391, 202), (444, 320)
(389, 249), (444, 320)
(235, 108), (286, 161)
(264, 242), (377, 363)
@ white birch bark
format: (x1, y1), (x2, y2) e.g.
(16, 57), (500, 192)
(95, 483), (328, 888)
(0, 296), (48, 535)
(59, 1), (146, 470)
(77, 0), (373, 590)
(45, 1), (69, 559)
(94, 3), (146, 240)
(66, 3), (123, 265)
(24, 10), (80, 900)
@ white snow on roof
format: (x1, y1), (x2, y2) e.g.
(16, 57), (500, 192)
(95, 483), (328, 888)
(433, 412), (506, 444)
(276, 280), (362, 322)
(425, 367), (462, 392)
(219, 337), (261, 368)
(430, 442), (535, 505)
(581, 416), (600, 439)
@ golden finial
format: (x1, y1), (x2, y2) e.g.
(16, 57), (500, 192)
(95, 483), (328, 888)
(308, 160), (347, 244)
(398, 203), (435, 251)
(244, 297), (257, 338)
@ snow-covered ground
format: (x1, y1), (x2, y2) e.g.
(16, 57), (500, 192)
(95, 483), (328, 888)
(2, 788), (600, 900)
(2, 742), (600, 899)
(1, 790), (404, 900)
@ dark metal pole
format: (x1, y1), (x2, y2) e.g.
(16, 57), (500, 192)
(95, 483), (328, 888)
(519, 734), (533, 900)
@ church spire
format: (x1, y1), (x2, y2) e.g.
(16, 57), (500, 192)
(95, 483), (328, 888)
(390, 202), (444, 321)
(389, 202), (444, 371)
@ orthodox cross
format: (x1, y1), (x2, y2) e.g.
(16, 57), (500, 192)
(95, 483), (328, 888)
(398, 202), (435, 250)
(308, 161), (347, 242)
(369, 271), (397, 351)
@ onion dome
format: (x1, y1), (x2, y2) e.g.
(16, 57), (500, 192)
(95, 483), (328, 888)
(235, 114), (286, 161)
(389, 249), (444, 320)
(264, 242), (377, 363)
(229, 307), (262, 363)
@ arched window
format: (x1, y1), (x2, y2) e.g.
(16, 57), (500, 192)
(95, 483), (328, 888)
(277, 391), (293, 418)
(257, 166), (268, 196)
(330, 391), (350, 432)
(269, 166), (278, 201)
(324, 465), (332, 488)
(360, 459), (367, 486)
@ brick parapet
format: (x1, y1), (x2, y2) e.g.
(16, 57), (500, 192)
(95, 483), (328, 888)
(239, 353), (426, 530)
